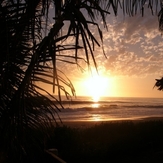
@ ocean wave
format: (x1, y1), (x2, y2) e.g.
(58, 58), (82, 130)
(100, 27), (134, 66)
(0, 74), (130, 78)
(124, 105), (163, 109)
(59, 104), (163, 113)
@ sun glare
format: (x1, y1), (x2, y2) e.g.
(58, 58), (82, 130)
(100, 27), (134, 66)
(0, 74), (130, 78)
(84, 72), (108, 102)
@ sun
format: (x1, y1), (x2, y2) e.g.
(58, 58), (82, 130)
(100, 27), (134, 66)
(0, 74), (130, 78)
(84, 72), (108, 102)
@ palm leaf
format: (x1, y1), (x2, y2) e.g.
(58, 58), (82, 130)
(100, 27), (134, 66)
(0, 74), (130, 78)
(154, 77), (163, 91)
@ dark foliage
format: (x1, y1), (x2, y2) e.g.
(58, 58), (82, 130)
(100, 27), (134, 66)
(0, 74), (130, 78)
(154, 77), (163, 91)
(50, 121), (163, 163)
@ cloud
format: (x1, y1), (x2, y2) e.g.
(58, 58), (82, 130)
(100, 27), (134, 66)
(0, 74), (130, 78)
(55, 5), (163, 81)
(97, 6), (163, 78)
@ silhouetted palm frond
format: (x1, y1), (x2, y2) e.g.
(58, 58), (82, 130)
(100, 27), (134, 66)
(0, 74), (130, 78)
(0, 0), (110, 162)
(154, 77), (163, 91)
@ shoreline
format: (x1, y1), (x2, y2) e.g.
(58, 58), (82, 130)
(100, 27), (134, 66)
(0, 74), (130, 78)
(60, 116), (163, 128)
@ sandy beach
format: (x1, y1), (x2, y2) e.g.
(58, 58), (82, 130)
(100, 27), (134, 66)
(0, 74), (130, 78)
(61, 116), (163, 128)
(51, 116), (163, 163)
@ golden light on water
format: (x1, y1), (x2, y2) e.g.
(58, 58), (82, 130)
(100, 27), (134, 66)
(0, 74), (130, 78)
(91, 114), (101, 121)
(91, 103), (99, 108)
(92, 95), (100, 102)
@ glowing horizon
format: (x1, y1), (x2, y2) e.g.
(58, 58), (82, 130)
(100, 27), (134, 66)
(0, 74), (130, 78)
(83, 69), (110, 102)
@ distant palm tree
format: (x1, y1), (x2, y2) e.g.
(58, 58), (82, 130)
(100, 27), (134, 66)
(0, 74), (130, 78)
(0, 0), (163, 162)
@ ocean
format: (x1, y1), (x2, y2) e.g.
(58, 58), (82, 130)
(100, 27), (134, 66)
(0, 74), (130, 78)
(54, 96), (163, 122)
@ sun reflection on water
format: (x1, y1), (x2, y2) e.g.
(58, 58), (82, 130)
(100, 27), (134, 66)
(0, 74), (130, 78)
(91, 103), (100, 108)
(92, 114), (101, 121)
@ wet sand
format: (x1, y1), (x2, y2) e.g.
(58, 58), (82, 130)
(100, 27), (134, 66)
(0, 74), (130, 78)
(61, 116), (163, 128)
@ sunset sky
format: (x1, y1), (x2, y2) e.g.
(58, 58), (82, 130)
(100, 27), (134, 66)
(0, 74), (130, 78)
(46, 5), (163, 98)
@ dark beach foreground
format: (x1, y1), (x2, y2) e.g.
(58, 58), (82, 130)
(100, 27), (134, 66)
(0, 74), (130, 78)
(61, 116), (163, 128)
(46, 117), (163, 163)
